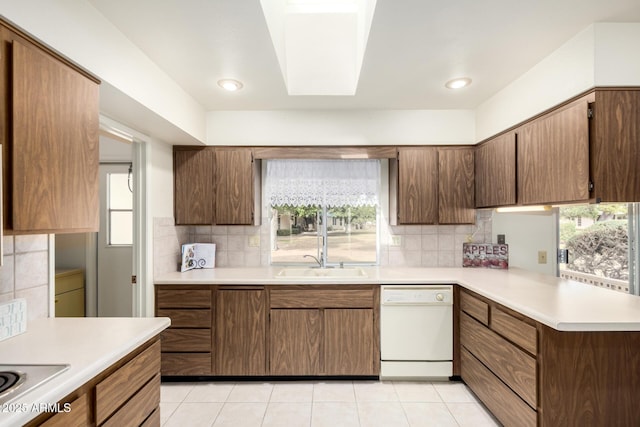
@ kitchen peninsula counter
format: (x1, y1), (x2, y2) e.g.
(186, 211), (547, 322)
(0, 317), (170, 427)
(155, 267), (640, 332)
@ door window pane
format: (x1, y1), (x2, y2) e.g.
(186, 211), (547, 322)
(109, 211), (133, 245)
(109, 173), (133, 209)
(107, 172), (133, 246)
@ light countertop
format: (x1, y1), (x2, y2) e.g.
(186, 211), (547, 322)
(156, 267), (640, 332)
(0, 317), (170, 427)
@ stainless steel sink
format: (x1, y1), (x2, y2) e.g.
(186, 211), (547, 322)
(275, 267), (368, 279)
(0, 364), (69, 405)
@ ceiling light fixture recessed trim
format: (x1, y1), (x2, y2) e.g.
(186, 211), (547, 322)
(445, 77), (472, 89)
(218, 79), (244, 92)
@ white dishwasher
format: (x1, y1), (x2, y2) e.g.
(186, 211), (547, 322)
(380, 285), (453, 379)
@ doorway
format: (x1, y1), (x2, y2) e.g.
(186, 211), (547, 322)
(97, 163), (134, 316)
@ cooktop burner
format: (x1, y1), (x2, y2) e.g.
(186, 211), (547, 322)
(0, 364), (68, 406)
(0, 370), (26, 399)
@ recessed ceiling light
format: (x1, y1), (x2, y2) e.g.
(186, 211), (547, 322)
(217, 79), (244, 92)
(445, 77), (472, 89)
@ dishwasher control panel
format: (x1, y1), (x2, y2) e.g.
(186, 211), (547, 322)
(381, 286), (453, 305)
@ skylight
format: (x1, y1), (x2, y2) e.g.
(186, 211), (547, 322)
(260, 0), (377, 96)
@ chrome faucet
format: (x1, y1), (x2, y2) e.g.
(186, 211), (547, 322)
(303, 254), (324, 268)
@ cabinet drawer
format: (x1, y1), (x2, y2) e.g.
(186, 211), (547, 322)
(140, 407), (160, 427)
(55, 270), (84, 294)
(461, 313), (536, 408)
(462, 348), (536, 427)
(161, 329), (211, 352)
(161, 352), (212, 375)
(460, 291), (489, 325)
(101, 374), (160, 427)
(54, 288), (85, 317)
(491, 307), (537, 355)
(95, 340), (160, 425)
(270, 289), (374, 308)
(157, 289), (212, 309)
(40, 393), (89, 427)
(157, 308), (211, 328)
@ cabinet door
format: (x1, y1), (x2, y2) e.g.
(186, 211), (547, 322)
(215, 148), (254, 225)
(54, 289), (85, 317)
(475, 133), (516, 208)
(216, 289), (267, 375)
(398, 147), (438, 224)
(174, 147), (214, 225)
(11, 40), (99, 232)
(325, 309), (376, 375)
(518, 98), (590, 205)
(592, 90), (640, 202)
(270, 309), (322, 375)
(438, 148), (475, 224)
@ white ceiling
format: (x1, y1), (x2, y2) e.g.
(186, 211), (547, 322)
(88, 0), (640, 111)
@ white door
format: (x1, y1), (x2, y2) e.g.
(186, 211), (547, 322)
(98, 163), (133, 317)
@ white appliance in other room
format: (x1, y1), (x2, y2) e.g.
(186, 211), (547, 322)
(380, 285), (453, 379)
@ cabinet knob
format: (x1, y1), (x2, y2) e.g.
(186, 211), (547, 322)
(436, 293), (444, 302)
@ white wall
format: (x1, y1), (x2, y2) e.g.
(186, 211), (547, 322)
(476, 23), (640, 142)
(207, 110), (475, 146)
(595, 23), (640, 85)
(475, 25), (595, 141)
(148, 140), (174, 217)
(0, 0), (206, 144)
(491, 210), (558, 276)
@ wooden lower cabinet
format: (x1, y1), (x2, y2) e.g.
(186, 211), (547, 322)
(27, 338), (161, 427)
(460, 288), (640, 427)
(156, 284), (379, 377)
(324, 309), (376, 375)
(156, 286), (213, 375)
(39, 393), (90, 427)
(270, 309), (322, 375)
(215, 288), (267, 375)
(269, 285), (379, 376)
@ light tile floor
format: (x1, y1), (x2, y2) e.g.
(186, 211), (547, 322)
(160, 381), (500, 427)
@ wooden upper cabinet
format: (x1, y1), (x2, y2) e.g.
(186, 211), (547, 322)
(397, 147), (438, 224)
(397, 147), (475, 224)
(215, 148), (259, 225)
(173, 146), (260, 226)
(517, 97), (591, 205)
(3, 29), (99, 233)
(174, 147), (214, 225)
(438, 148), (475, 224)
(475, 132), (517, 208)
(591, 89), (640, 202)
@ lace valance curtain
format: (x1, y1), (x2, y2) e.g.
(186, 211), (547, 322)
(265, 159), (380, 207)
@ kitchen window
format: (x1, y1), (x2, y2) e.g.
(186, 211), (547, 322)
(558, 203), (639, 294)
(265, 159), (380, 265)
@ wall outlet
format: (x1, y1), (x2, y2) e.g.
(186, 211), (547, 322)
(390, 235), (402, 247)
(248, 235), (261, 247)
(538, 250), (547, 264)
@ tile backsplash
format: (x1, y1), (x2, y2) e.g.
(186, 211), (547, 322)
(0, 234), (51, 320)
(153, 218), (190, 277)
(153, 210), (492, 275)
